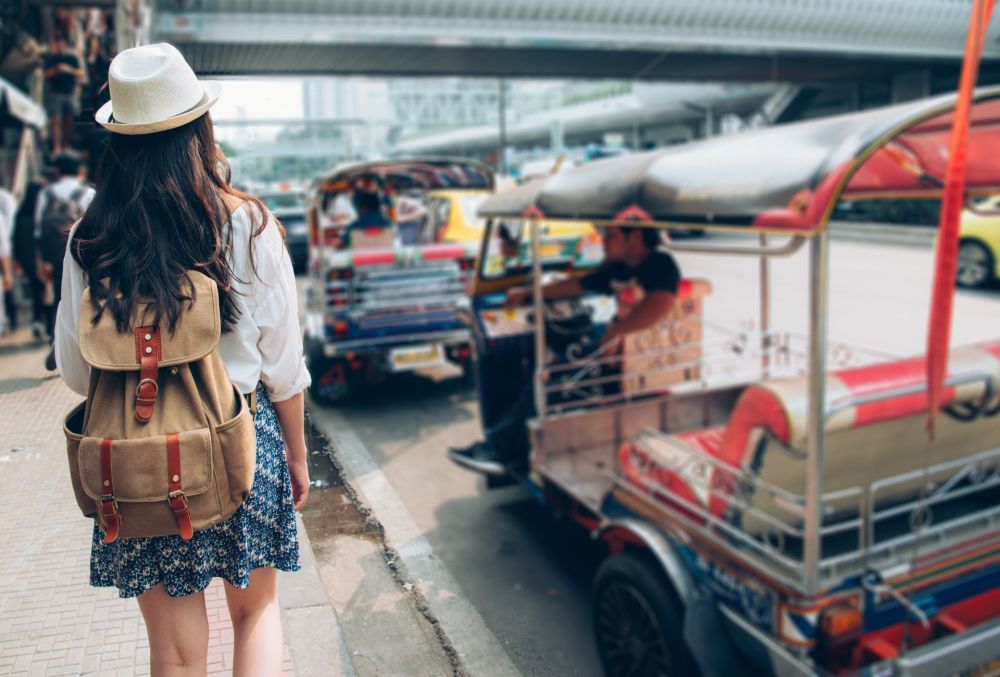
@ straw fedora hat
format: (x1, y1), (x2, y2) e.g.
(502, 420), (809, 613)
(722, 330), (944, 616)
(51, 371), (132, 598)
(95, 43), (221, 135)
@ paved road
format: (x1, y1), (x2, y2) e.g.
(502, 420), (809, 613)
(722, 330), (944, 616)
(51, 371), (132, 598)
(302, 236), (1000, 677)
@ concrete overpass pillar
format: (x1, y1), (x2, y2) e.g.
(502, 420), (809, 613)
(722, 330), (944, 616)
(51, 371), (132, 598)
(497, 79), (508, 175)
(550, 118), (565, 154)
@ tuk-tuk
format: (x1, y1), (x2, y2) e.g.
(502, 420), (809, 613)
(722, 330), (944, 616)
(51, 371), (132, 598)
(304, 159), (493, 402)
(460, 90), (1000, 675)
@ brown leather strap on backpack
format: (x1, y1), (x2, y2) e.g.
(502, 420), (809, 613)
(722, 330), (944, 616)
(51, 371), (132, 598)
(166, 433), (194, 541)
(99, 438), (121, 544)
(135, 326), (161, 423)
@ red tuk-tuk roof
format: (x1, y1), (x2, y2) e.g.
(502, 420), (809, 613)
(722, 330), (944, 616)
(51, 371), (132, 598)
(478, 88), (1000, 232)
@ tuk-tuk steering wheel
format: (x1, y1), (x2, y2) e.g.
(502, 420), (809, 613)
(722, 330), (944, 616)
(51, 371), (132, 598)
(525, 297), (596, 355)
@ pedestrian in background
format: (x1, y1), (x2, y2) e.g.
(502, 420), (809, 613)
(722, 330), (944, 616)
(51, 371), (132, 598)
(43, 31), (84, 152)
(54, 42), (310, 675)
(36, 150), (93, 370)
(0, 184), (14, 336)
(13, 176), (49, 340)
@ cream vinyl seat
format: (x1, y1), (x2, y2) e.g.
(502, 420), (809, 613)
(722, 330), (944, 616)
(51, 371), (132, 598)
(621, 340), (1000, 547)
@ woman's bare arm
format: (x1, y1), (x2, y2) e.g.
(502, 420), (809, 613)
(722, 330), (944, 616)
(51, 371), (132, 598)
(272, 392), (310, 511)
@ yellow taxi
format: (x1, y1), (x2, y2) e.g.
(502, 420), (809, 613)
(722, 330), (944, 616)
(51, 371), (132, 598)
(425, 189), (493, 243)
(426, 188), (595, 244)
(959, 195), (1000, 288)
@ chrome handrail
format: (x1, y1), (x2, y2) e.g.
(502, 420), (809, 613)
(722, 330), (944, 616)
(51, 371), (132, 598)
(610, 422), (1000, 593)
(661, 235), (807, 257)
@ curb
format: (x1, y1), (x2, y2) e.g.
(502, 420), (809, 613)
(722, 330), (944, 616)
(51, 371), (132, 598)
(279, 513), (358, 677)
(320, 407), (522, 677)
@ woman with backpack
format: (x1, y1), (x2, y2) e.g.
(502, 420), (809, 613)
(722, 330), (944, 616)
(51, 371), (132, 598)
(54, 43), (310, 675)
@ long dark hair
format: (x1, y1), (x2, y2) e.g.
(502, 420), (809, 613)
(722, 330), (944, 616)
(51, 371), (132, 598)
(72, 114), (266, 333)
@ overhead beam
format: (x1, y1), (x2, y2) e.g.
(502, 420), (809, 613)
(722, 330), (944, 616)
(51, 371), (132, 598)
(150, 2), (1000, 82)
(167, 41), (981, 83)
(152, 2), (1000, 60)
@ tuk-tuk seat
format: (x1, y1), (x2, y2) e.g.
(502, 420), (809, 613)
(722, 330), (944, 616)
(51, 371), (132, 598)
(349, 226), (397, 249)
(619, 278), (713, 396)
(621, 340), (1000, 539)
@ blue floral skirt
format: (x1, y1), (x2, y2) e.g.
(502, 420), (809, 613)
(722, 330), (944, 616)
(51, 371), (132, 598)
(90, 383), (301, 598)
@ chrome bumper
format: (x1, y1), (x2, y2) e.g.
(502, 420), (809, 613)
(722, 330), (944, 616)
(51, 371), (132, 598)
(719, 605), (1000, 677)
(321, 329), (470, 357)
(893, 616), (1000, 677)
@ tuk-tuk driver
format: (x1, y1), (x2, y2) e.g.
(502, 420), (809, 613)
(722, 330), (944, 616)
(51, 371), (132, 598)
(448, 224), (681, 476)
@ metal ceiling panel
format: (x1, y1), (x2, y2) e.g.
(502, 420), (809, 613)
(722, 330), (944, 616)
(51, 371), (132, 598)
(173, 42), (989, 83)
(150, 0), (1000, 79)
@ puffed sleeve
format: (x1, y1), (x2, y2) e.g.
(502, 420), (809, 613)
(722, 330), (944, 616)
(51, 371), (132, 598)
(55, 227), (91, 396)
(249, 211), (311, 402)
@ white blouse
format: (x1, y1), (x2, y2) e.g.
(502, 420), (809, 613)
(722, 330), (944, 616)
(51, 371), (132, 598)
(55, 202), (311, 402)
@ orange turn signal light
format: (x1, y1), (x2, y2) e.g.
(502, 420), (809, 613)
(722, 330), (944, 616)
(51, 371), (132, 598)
(820, 603), (863, 640)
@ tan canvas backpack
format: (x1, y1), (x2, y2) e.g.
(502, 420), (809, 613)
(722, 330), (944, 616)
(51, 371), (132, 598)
(63, 271), (256, 543)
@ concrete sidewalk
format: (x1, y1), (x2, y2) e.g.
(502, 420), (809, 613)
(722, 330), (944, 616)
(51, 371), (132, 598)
(0, 329), (353, 676)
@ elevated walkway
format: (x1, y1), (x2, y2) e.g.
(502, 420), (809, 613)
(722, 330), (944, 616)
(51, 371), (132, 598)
(141, 0), (1000, 80)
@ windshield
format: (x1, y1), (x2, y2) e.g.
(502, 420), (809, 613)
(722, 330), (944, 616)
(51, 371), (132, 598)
(480, 219), (604, 280)
(456, 194), (488, 229)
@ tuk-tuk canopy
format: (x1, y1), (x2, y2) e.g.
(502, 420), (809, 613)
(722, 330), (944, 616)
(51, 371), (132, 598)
(314, 158), (495, 195)
(479, 89), (1000, 233)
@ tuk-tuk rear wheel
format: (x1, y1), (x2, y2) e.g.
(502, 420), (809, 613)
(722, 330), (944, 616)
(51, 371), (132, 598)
(593, 553), (699, 677)
(306, 339), (353, 405)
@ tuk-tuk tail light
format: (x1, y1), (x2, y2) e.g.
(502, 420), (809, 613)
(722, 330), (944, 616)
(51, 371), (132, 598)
(817, 602), (863, 668)
(820, 603), (862, 639)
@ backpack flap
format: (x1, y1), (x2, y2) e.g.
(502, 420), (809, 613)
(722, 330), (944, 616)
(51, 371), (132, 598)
(77, 429), (214, 541)
(77, 429), (214, 503)
(78, 271), (221, 371)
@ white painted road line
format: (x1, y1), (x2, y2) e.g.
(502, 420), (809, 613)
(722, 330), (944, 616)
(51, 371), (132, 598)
(321, 408), (522, 677)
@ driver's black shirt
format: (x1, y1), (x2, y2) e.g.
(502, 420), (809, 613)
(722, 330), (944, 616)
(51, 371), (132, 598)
(579, 250), (681, 298)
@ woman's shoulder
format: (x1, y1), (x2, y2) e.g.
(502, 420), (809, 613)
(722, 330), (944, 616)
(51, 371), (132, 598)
(225, 196), (282, 270)
(226, 196), (273, 237)
(221, 193), (246, 213)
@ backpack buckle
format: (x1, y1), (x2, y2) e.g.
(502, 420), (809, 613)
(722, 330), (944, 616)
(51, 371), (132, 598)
(135, 378), (159, 423)
(168, 489), (194, 541)
(136, 378), (158, 398)
(99, 493), (121, 544)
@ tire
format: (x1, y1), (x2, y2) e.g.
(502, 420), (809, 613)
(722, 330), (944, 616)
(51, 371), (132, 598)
(593, 553), (699, 677)
(306, 338), (352, 405)
(461, 359), (476, 388)
(957, 240), (995, 289)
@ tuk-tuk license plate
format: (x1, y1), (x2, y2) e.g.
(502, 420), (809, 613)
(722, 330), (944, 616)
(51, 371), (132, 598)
(389, 344), (445, 372)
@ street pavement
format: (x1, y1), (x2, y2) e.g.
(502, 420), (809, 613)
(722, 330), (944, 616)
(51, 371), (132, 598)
(0, 330), (354, 676)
